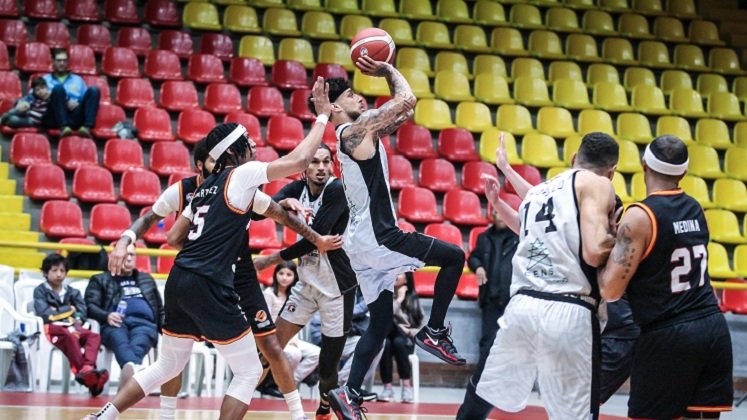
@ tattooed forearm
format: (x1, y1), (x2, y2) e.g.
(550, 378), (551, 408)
(131, 211), (162, 239)
(611, 224), (636, 280)
(263, 201), (322, 245)
(382, 65), (415, 105)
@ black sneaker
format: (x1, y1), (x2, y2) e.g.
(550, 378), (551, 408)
(358, 390), (377, 402)
(327, 386), (364, 420)
(415, 325), (466, 366)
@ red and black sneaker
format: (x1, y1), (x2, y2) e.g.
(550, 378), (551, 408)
(75, 366), (99, 388)
(415, 325), (466, 366)
(327, 386), (365, 420)
(90, 369), (109, 397)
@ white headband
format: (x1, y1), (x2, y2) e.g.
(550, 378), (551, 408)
(643, 144), (689, 176)
(209, 124), (247, 160)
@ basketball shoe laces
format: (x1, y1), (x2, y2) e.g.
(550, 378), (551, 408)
(433, 324), (459, 356)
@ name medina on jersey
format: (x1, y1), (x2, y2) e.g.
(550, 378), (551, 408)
(193, 185), (219, 198)
(673, 219), (701, 235)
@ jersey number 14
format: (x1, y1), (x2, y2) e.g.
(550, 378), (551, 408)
(522, 197), (558, 236)
(670, 244), (708, 293)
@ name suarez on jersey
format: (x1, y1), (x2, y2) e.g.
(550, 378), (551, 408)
(193, 185), (219, 198)
(672, 219), (702, 235)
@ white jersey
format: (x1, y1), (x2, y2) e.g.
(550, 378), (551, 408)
(296, 176), (338, 297)
(510, 169), (596, 297)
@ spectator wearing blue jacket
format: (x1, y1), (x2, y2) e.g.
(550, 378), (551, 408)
(43, 48), (100, 137)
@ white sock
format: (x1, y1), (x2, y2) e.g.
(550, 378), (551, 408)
(94, 402), (119, 420)
(283, 390), (305, 419)
(159, 395), (177, 420)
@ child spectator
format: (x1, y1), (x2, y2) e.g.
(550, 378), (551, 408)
(0, 77), (50, 128)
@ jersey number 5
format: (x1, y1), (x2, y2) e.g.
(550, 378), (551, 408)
(522, 197), (558, 236)
(670, 244), (708, 293)
(188, 205), (210, 240)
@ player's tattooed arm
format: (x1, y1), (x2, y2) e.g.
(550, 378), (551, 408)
(598, 206), (651, 302)
(110, 210), (162, 275)
(262, 200), (343, 252)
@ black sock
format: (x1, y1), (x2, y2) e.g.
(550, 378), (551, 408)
(456, 378), (493, 420)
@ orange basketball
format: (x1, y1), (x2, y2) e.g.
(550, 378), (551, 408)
(350, 28), (396, 64)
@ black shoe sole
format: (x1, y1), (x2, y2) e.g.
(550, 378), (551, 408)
(415, 335), (467, 366)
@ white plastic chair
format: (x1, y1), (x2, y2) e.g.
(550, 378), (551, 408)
(408, 353), (420, 403)
(0, 297), (40, 389)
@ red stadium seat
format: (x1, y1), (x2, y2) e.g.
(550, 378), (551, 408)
(257, 248), (281, 287)
(322, 123), (338, 152)
(68, 44), (97, 75)
(60, 237), (94, 246)
(144, 209), (176, 244)
(0, 0), (17, 17)
(116, 27), (152, 57)
(266, 114), (304, 150)
(504, 164), (542, 194)
(419, 158), (457, 192)
(396, 123), (439, 159)
(249, 218), (282, 250)
(121, 169), (161, 206)
(102, 47), (140, 78)
(144, 49), (183, 81)
(116, 78), (155, 109)
(40, 200), (85, 238)
(76, 24), (111, 54)
(398, 187), (442, 223)
(103, 139), (144, 173)
(254, 146), (279, 163)
(15, 42), (52, 73)
(64, 0), (100, 22)
(272, 60), (308, 90)
(722, 279), (747, 314)
(57, 136), (97, 171)
(444, 189), (485, 226)
(312, 63), (348, 81)
(134, 107), (175, 142)
(167, 171), (195, 186)
(230, 57), (267, 87)
(413, 271), (437, 297)
(159, 80), (199, 112)
(156, 243), (175, 271)
(247, 86), (285, 117)
(498, 190), (522, 211)
(104, 0), (140, 25)
(81, 75), (111, 104)
(468, 225), (488, 252)
(424, 223), (463, 247)
(73, 166), (116, 203)
(282, 225), (297, 247)
(92, 103), (126, 139)
(133, 241), (152, 273)
(462, 161), (498, 194)
(150, 142), (191, 175)
(456, 274), (478, 300)
(289, 88), (314, 121)
(263, 178), (292, 197)
(145, 0), (181, 28)
(398, 219), (416, 232)
(158, 30), (192, 59)
(0, 40), (9, 70)
(23, 0), (59, 19)
(438, 128), (480, 162)
(204, 83), (242, 115)
(0, 19), (28, 47)
(224, 111), (264, 145)
(388, 154), (415, 190)
(24, 164), (68, 200)
(35, 22), (70, 48)
(177, 109), (215, 144)
(0, 71), (21, 101)
(90, 203), (131, 241)
(200, 33), (233, 61)
(10, 133), (51, 168)
(187, 54), (226, 84)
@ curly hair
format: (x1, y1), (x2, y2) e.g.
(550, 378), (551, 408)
(576, 132), (619, 169)
(205, 123), (251, 173)
(307, 77), (350, 115)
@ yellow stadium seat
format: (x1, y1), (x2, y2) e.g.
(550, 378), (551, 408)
(514, 77), (553, 107)
(566, 34), (602, 63)
(653, 16), (687, 42)
(456, 101), (493, 132)
(0, 179), (15, 195)
(546, 167), (567, 179)
(708, 92), (744, 122)
(613, 172), (634, 204)
(496, 104), (534, 135)
(709, 48), (746, 75)
(593, 82), (632, 112)
(680, 175), (715, 209)
(434, 51), (470, 78)
(325, 0), (359, 14)
(565, 0), (595, 9)
(656, 115), (693, 144)
(667, 0), (698, 18)
(239, 35), (275, 65)
(491, 27), (529, 57)
(725, 147), (747, 181)
(689, 20), (726, 46)
(705, 209), (746, 244)
(602, 38), (638, 65)
(212, 0), (246, 5)
(454, 25), (491, 53)
(708, 242), (737, 278)
(263, 7), (301, 36)
(434, 71), (473, 102)
(512, 57), (545, 81)
(578, 109), (614, 136)
(631, 172), (647, 201)
(510, 4), (543, 29)
(687, 144), (726, 179)
(586, 63), (620, 87)
(674, 44), (709, 72)
(0, 230), (38, 242)
(582, 10), (617, 35)
(400, 68), (433, 99)
(734, 77), (747, 102)
(224, 5), (261, 33)
(624, 67), (656, 92)
(399, 0), (433, 20)
(638, 41), (673, 69)
(537, 106), (576, 138)
(288, 0), (323, 11)
(697, 73), (728, 97)
(632, 85), (669, 115)
(549, 61), (583, 85)
(0, 213), (31, 231)
(278, 38), (315, 69)
(0, 250), (44, 268)
(546, 7), (580, 33)
(714, 179), (747, 212)
(619, 13), (654, 39)
(553, 79), (592, 110)
(183, 2), (222, 31)
(0, 162), (8, 179)
(563, 134), (582, 165)
(633, 0), (665, 15)
(670, 89), (708, 118)
(248, 0), (283, 7)
(694, 118), (732, 150)
(301, 11), (338, 40)
(617, 140), (643, 173)
(396, 48), (432, 77)
(414, 99), (455, 130)
(529, 30), (566, 60)
(522, 133), (565, 168)
(417, 21), (454, 50)
(660, 70), (693, 96)
(617, 112), (653, 144)
(480, 128), (522, 165)
(474, 55), (508, 79)
(379, 19), (417, 47)
(361, 0), (398, 17)
(436, 0), (472, 23)
(340, 15), (373, 41)
(735, 122), (747, 148)
(473, 1), (507, 26)
(0, 196), (22, 213)
(600, 0), (630, 12)
(474, 74), (513, 105)
(353, 69), (390, 97)
(735, 245), (747, 277)
(318, 41), (353, 71)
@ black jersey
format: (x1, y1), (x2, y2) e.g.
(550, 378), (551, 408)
(177, 175), (201, 214)
(626, 189), (720, 329)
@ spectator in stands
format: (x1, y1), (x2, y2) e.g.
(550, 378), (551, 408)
(84, 243), (163, 390)
(0, 77), (50, 128)
(43, 48), (100, 138)
(33, 254), (109, 396)
(378, 272), (424, 403)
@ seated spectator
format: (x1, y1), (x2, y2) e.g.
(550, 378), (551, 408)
(0, 77), (50, 128)
(43, 48), (100, 137)
(33, 254), (108, 396)
(378, 272), (424, 403)
(84, 244), (163, 390)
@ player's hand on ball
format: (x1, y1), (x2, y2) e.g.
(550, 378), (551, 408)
(311, 76), (332, 116)
(316, 234), (343, 252)
(356, 55), (390, 77)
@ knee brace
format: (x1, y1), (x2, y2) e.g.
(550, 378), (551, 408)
(133, 335), (193, 395)
(215, 334), (263, 405)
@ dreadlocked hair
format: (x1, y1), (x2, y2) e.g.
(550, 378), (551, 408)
(205, 123), (251, 173)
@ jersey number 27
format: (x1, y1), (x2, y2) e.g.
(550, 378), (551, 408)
(670, 244), (708, 293)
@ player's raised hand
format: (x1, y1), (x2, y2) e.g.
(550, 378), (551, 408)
(310, 76), (332, 116)
(315, 234), (343, 252)
(108, 237), (129, 276)
(481, 173), (502, 206)
(495, 131), (510, 173)
(356, 55), (390, 77)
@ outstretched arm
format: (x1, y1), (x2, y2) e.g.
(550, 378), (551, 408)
(482, 174), (520, 235)
(494, 132), (533, 200)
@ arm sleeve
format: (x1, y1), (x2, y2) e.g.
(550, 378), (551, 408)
(467, 232), (488, 273)
(251, 190), (272, 215)
(226, 161), (270, 211)
(151, 183), (182, 218)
